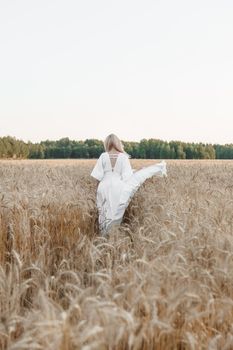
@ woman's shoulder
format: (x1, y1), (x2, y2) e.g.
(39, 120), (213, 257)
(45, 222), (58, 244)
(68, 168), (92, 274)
(100, 152), (108, 158)
(99, 152), (109, 161)
(121, 152), (131, 158)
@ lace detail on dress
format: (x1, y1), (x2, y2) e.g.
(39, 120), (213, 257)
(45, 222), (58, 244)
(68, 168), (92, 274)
(107, 152), (121, 171)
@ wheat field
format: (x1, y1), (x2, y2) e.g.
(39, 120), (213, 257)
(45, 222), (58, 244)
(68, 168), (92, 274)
(0, 159), (233, 350)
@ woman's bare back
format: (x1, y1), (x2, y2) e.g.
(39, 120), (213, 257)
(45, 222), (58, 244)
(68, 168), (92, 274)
(107, 149), (121, 169)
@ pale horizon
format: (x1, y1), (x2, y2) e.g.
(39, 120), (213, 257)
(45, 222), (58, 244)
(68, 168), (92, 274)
(1, 133), (233, 146)
(1, 0), (233, 145)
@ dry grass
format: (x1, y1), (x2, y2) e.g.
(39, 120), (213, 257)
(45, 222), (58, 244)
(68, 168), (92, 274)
(0, 159), (233, 350)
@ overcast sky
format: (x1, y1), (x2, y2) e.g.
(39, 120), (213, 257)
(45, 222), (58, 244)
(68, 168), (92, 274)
(0, 0), (232, 144)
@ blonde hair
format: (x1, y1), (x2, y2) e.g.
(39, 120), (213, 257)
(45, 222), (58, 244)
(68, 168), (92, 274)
(104, 134), (125, 153)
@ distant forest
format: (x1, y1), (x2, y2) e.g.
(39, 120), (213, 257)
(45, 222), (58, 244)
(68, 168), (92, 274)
(0, 136), (233, 159)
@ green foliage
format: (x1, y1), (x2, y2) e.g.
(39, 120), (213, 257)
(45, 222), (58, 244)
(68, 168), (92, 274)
(0, 136), (29, 158)
(0, 135), (232, 159)
(214, 144), (233, 159)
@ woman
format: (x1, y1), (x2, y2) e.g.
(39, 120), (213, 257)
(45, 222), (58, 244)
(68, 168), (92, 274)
(91, 134), (167, 235)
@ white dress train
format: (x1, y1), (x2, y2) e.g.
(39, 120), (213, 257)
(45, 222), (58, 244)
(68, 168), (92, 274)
(91, 152), (167, 234)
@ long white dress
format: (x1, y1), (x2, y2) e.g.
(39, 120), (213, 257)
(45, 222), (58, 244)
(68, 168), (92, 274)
(91, 152), (167, 234)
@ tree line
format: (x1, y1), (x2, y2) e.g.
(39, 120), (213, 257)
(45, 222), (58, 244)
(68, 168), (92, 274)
(0, 136), (233, 159)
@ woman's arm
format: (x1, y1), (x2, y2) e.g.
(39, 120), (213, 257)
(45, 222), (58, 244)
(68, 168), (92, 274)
(90, 154), (104, 181)
(121, 155), (134, 181)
